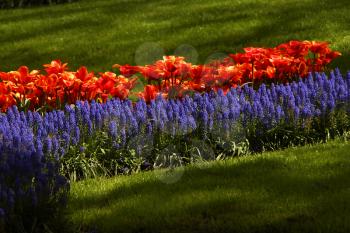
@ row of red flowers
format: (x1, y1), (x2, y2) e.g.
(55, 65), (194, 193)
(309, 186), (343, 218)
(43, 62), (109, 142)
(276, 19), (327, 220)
(0, 61), (138, 112)
(117, 40), (341, 102)
(0, 40), (341, 112)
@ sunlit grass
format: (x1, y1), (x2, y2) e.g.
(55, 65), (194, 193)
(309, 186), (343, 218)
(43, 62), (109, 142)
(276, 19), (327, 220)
(0, 0), (349, 72)
(68, 139), (350, 233)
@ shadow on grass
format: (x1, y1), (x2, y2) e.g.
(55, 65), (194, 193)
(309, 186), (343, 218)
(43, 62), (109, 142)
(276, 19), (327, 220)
(136, 0), (350, 72)
(69, 145), (350, 233)
(152, 0), (350, 70)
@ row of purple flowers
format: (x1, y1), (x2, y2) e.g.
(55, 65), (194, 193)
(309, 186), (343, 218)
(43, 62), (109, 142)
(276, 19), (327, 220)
(1, 69), (350, 230)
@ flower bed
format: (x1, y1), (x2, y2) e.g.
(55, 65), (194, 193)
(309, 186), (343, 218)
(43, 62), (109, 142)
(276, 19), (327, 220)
(0, 40), (347, 232)
(2, 70), (350, 227)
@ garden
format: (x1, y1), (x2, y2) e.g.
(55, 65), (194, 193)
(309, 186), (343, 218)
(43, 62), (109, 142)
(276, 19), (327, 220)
(1, 0), (350, 232)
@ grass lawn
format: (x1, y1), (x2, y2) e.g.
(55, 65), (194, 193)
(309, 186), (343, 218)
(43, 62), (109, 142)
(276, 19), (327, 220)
(0, 0), (350, 72)
(68, 139), (350, 233)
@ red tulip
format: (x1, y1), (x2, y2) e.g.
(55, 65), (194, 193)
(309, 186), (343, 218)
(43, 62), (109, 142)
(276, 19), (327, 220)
(139, 85), (158, 103)
(113, 64), (141, 77)
(43, 60), (68, 75)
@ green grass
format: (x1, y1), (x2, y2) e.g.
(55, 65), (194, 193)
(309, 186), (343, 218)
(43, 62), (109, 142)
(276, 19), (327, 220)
(0, 0), (350, 72)
(68, 139), (350, 233)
